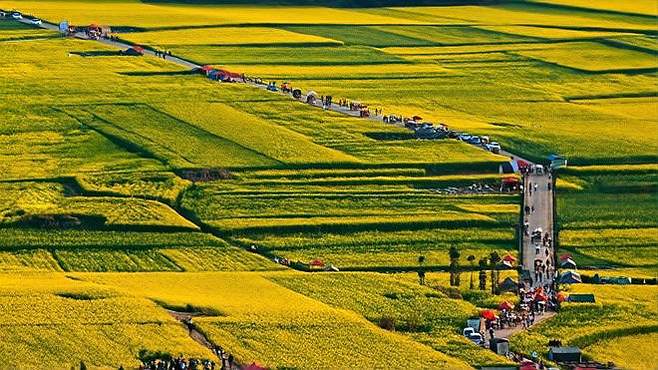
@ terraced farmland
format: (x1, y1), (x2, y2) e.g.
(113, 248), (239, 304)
(0, 0), (656, 368)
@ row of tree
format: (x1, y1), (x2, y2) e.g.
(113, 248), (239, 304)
(417, 246), (504, 294)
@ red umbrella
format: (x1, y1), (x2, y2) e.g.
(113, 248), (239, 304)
(535, 292), (548, 302)
(309, 259), (325, 267)
(499, 301), (514, 310)
(480, 309), (497, 321)
(503, 254), (517, 262)
(517, 160), (530, 169)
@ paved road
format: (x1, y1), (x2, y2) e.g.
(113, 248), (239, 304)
(521, 171), (554, 288)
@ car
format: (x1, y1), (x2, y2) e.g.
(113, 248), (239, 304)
(468, 333), (485, 345)
(468, 137), (482, 145)
(11, 12), (22, 19)
(486, 142), (501, 154)
(462, 327), (475, 337)
(0, 11), (6, 17)
(30, 18), (42, 25)
(458, 134), (472, 141)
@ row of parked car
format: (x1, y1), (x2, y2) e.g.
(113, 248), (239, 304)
(456, 133), (502, 154)
(0, 10), (42, 25)
(393, 116), (504, 154)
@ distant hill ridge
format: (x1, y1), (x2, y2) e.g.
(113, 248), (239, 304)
(142, 0), (505, 8)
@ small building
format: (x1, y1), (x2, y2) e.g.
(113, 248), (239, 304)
(498, 277), (519, 293)
(560, 258), (577, 269)
(559, 271), (582, 284)
(568, 293), (595, 303)
(489, 337), (509, 355)
(548, 346), (581, 362)
(548, 154), (567, 170)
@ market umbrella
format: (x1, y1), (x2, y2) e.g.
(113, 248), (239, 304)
(498, 301), (514, 310)
(480, 309), (497, 321)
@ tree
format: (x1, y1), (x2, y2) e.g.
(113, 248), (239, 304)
(478, 257), (488, 290)
(448, 245), (461, 286)
(489, 251), (501, 294)
(79, 362), (87, 370)
(417, 255), (426, 285)
(467, 255), (476, 290)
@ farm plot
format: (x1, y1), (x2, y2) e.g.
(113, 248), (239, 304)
(81, 272), (471, 369)
(514, 41), (658, 72)
(182, 176), (518, 269)
(529, 0), (658, 16)
(557, 170), (658, 269)
(269, 272), (512, 367)
(0, 1), (418, 27)
(72, 104), (279, 169)
(0, 181), (198, 230)
(0, 273), (213, 369)
(0, 228), (277, 272)
(120, 27), (341, 47)
(160, 45), (405, 66)
(0, 20), (57, 41)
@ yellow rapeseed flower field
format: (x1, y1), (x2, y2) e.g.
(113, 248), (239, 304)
(529, 0), (658, 16)
(121, 27), (342, 47)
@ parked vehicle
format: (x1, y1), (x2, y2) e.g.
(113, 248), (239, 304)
(11, 12), (22, 19)
(468, 333), (485, 345)
(462, 327), (475, 337)
(30, 18), (42, 25)
(468, 136), (482, 145)
(486, 142), (501, 154)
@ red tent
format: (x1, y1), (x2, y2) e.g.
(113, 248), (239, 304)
(498, 301), (514, 310)
(502, 254), (517, 263)
(244, 363), (267, 370)
(309, 259), (325, 268)
(480, 309), (497, 321)
(535, 292), (548, 302)
(517, 160), (530, 169)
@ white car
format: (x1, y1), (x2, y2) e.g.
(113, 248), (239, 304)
(30, 18), (42, 25)
(463, 327), (475, 337)
(11, 12), (22, 19)
(486, 142), (501, 153)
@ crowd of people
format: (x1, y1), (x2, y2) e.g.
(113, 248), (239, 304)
(138, 356), (216, 370)
(154, 49), (172, 60)
(135, 345), (240, 370)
